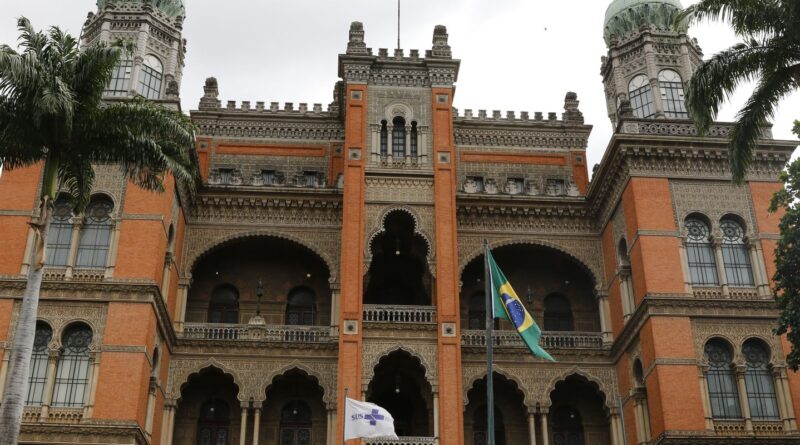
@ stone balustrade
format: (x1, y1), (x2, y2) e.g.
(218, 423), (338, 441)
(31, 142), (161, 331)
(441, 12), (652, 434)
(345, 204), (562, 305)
(181, 323), (331, 343)
(364, 437), (436, 445)
(363, 305), (437, 324)
(461, 330), (604, 349)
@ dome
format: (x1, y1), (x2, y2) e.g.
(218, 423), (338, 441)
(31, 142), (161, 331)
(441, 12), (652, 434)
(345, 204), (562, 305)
(97, 0), (185, 18)
(603, 0), (686, 45)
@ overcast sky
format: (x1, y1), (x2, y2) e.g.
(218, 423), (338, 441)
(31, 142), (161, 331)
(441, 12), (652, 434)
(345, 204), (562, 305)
(1, 0), (798, 170)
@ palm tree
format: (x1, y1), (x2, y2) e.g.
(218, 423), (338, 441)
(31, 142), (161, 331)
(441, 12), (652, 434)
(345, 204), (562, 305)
(0, 18), (197, 443)
(677, 0), (800, 183)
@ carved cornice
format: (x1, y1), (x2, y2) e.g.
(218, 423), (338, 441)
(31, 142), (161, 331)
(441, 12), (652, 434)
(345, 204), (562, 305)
(188, 192), (343, 226)
(191, 115), (344, 141)
(20, 421), (148, 445)
(654, 430), (800, 444)
(454, 121), (591, 149)
(456, 195), (595, 234)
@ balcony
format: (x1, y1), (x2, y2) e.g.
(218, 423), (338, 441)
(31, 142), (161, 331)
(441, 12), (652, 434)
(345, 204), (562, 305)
(365, 437), (436, 445)
(461, 330), (604, 350)
(363, 305), (437, 325)
(181, 323), (332, 343)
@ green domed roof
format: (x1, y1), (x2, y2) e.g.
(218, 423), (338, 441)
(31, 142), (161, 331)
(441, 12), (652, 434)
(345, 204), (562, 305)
(604, 0), (686, 44)
(97, 0), (185, 18)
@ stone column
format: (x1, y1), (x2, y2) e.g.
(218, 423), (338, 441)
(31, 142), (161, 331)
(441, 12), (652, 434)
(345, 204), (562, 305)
(39, 350), (59, 420)
(387, 122), (395, 162)
(130, 55), (144, 96)
(104, 218), (123, 279)
(698, 365), (714, 430)
(404, 124), (412, 163)
(83, 350), (101, 418)
(749, 240), (771, 296)
(160, 252), (174, 302)
(778, 368), (797, 430)
(596, 290), (613, 344)
(327, 409), (335, 445)
(64, 218), (83, 279)
(0, 352), (9, 400)
(539, 409), (549, 445)
(527, 409), (538, 445)
(754, 242), (772, 296)
(175, 277), (191, 333)
(161, 402), (176, 445)
(609, 409), (623, 445)
(619, 268), (633, 321)
(678, 239), (693, 294)
(330, 286), (341, 333)
(433, 392), (440, 440)
(239, 406), (249, 445)
(772, 367), (792, 431)
(252, 404), (262, 445)
(735, 366), (753, 431)
(144, 378), (157, 435)
(713, 240), (730, 297)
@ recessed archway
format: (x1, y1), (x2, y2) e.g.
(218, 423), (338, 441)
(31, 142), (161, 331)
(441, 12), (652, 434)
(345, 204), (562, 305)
(465, 373), (529, 445)
(548, 374), (610, 445)
(174, 367), (241, 445)
(262, 370), (327, 445)
(366, 350), (433, 437)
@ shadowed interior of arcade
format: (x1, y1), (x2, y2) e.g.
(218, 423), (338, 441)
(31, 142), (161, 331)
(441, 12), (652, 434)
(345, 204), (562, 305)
(549, 375), (611, 445)
(366, 350), (433, 437)
(464, 373), (528, 445)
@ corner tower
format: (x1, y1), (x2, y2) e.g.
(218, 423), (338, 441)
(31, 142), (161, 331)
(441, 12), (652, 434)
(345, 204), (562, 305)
(81, 0), (187, 102)
(600, 0), (703, 125)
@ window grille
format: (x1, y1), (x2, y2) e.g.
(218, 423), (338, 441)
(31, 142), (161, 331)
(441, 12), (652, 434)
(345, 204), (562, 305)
(410, 121), (418, 158)
(685, 218), (719, 286)
(137, 55), (163, 100)
(26, 323), (52, 405)
(392, 116), (406, 158)
(52, 325), (92, 407)
(720, 219), (755, 286)
(380, 120), (388, 156)
(76, 197), (113, 268)
(46, 198), (74, 267)
(704, 340), (741, 419)
(105, 60), (133, 96)
(743, 340), (780, 420)
(629, 75), (655, 119)
(658, 70), (688, 118)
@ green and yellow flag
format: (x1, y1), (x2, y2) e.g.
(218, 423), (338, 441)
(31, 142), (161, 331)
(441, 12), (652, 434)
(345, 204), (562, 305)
(487, 249), (555, 361)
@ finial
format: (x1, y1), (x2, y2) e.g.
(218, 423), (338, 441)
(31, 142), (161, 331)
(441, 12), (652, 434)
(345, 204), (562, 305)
(431, 25), (451, 58)
(347, 21), (369, 55)
(563, 92), (583, 123)
(199, 77), (220, 110)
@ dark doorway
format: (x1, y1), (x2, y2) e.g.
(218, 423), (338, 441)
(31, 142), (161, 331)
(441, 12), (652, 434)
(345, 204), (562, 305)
(551, 405), (584, 445)
(473, 404), (506, 445)
(279, 400), (312, 445)
(197, 398), (231, 445)
(367, 351), (431, 436)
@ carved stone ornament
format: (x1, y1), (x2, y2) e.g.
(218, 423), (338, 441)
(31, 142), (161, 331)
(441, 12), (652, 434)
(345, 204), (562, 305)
(463, 177), (479, 194)
(484, 178), (499, 195)
(525, 179), (541, 196)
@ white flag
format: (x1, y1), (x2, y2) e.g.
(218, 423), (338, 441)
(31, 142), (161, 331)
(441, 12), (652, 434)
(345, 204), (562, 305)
(344, 398), (399, 440)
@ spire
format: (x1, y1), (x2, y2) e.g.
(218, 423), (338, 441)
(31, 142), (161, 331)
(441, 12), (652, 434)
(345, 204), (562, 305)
(346, 21), (369, 56)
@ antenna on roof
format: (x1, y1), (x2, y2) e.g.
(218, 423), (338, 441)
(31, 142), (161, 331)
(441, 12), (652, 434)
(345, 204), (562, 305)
(397, 0), (401, 50)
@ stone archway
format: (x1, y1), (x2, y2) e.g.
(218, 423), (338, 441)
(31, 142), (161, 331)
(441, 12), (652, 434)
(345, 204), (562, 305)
(548, 374), (612, 445)
(261, 369), (328, 445)
(465, 372), (530, 445)
(173, 366), (242, 445)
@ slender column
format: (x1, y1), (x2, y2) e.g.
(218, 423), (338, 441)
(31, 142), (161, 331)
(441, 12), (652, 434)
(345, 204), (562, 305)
(678, 240), (693, 294)
(754, 242), (772, 296)
(130, 55), (144, 96)
(64, 218), (83, 279)
(144, 378), (157, 435)
(83, 350), (101, 418)
(164, 403), (176, 445)
(597, 291), (613, 344)
(404, 125), (411, 162)
(174, 278), (190, 333)
(527, 409), (537, 445)
(539, 409), (549, 445)
(779, 368), (797, 430)
(39, 351), (59, 420)
(0, 353), (8, 400)
(641, 399), (652, 442)
(252, 404), (262, 445)
(160, 253), (173, 302)
(330, 287), (341, 332)
(698, 366), (714, 430)
(735, 366), (753, 431)
(609, 411), (621, 445)
(327, 409), (335, 445)
(104, 218), (122, 279)
(751, 241), (771, 296)
(633, 399), (645, 445)
(772, 367), (792, 431)
(619, 269), (632, 321)
(239, 406), (249, 445)
(433, 392), (440, 439)
(713, 240), (730, 297)
(387, 123), (395, 162)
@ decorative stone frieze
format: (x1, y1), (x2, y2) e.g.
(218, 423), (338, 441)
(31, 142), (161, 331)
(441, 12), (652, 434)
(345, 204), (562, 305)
(361, 340), (439, 390)
(670, 180), (757, 234)
(691, 318), (785, 365)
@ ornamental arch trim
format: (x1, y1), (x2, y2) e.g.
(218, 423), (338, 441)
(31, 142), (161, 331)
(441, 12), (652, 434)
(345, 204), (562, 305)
(543, 367), (615, 411)
(261, 361), (335, 407)
(463, 365), (532, 408)
(382, 102), (415, 122)
(364, 344), (437, 391)
(168, 359), (244, 402)
(366, 205), (435, 274)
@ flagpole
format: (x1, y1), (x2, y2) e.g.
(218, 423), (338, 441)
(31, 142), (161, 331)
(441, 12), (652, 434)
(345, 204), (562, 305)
(483, 239), (495, 445)
(343, 387), (349, 445)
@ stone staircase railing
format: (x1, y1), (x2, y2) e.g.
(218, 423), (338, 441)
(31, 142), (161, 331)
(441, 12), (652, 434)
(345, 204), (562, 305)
(363, 305), (437, 324)
(181, 323), (332, 343)
(461, 330), (604, 349)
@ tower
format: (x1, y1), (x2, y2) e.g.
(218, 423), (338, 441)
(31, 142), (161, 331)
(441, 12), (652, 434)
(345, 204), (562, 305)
(600, 0), (703, 124)
(82, 0), (187, 103)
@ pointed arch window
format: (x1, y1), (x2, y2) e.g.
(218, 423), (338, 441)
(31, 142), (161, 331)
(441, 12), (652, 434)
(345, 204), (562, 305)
(105, 59), (133, 96)
(380, 120), (388, 156)
(392, 116), (406, 158)
(543, 294), (574, 331)
(137, 54), (163, 100)
(628, 74), (655, 119)
(704, 339), (741, 419)
(46, 197), (74, 267)
(685, 217), (719, 286)
(197, 399), (230, 445)
(658, 69), (688, 118)
(208, 284), (239, 324)
(52, 324), (93, 408)
(26, 322), (52, 405)
(286, 287), (316, 326)
(76, 197), (114, 268)
(280, 400), (312, 445)
(743, 339), (780, 420)
(720, 219), (755, 286)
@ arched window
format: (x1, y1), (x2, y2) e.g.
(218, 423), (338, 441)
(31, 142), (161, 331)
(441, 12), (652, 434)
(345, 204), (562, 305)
(628, 74), (655, 118)
(286, 287), (316, 326)
(685, 217), (719, 286)
(52, 324), (93, 407)
(208, 285), (239, 324)
(658, 69), (688, 118)
(720, 218), (755, 286)
(105, 59), (133, 96)
(46, 197), (74, 267)
(280, 400), (312, 445)
(392, 116), (406, 158)
(137, 54), (163, 100)
(197, 398), (230, 445)
(76, 196), (114, 268)
(743, 339), (780, 420)
(551, 405), (584, 445)
(380, 120), (388, 156)
(543, 294), (574, 331)
(468, 292), (486, 330)
(26, 322), (52, 405)
(473, 404), (505, 445)
(704, 339), (741, 419)
(410, 121), (418, 158)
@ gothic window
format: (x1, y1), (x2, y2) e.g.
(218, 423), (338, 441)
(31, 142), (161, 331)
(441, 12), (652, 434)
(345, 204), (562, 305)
(26, 322), (52, 406)
(468, 292), (486, 330)
(380, 120), (388, 156)
(410, 121), (418, 158)
(46, 197), (74, 267)
(286, 287), (316, 326)
(473, 405), (505, 445)
(392, 116), (406, 158)
(743, 339), (780, 420)
(137, 54), (163, 100)
(628, 74), (655, 119)
(280, 400), (312, 445)
(720, 218), (755, 286)
(208, 284), (239, 324)
(658, 69), (688, 118)
(52, 324), (93, 408)
(105, 59), (133, 96)
(551, 405), (585, 445)
(685, 217), (719, 286)
(197, 399), (230, 445)
(704, 339), (741, 419)
(75, 196), (114, 268)
(543, 294), (574, 332)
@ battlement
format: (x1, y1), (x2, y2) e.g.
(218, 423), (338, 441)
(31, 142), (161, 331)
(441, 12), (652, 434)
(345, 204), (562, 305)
(454, 92), (586, 126)
(195, 77), (337, 116)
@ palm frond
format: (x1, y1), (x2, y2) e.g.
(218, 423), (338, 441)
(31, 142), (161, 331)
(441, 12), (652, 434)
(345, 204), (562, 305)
(57, 155), (94, 212)
(677, 0), (786, 38)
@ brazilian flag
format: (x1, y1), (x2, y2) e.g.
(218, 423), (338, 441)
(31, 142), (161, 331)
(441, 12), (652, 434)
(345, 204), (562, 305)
(487, 249), (555, 361)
